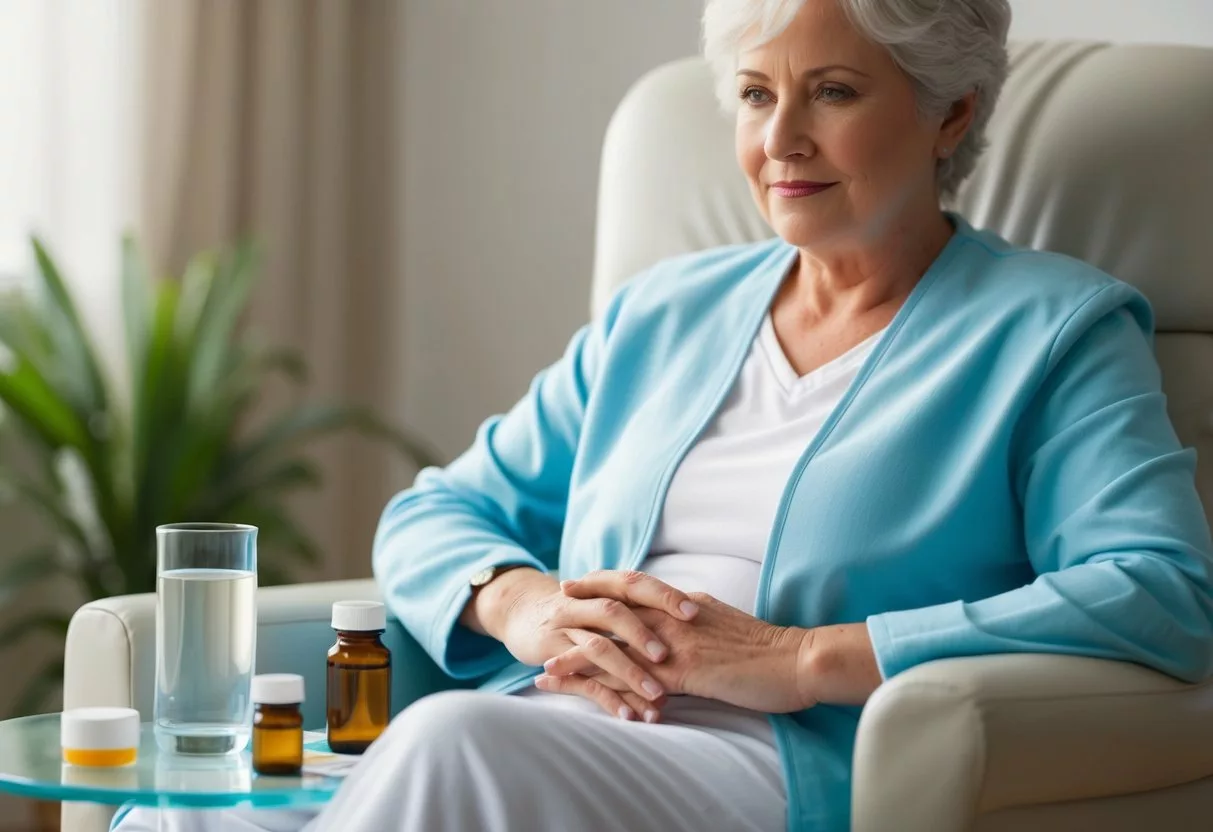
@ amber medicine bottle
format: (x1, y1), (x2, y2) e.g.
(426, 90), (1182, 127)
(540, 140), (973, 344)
(251, 674), (305, 775)
(327, 600), (391, 754)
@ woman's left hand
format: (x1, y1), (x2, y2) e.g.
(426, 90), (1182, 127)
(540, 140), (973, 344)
(535, 572), (817, 714)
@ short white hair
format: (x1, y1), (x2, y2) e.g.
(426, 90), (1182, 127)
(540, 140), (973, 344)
(702, 0), (1011, 197)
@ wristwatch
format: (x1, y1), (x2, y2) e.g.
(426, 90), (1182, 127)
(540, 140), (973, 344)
(469, 563), (529, 590)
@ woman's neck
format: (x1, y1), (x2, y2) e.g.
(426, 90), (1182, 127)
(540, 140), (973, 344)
(785, 210), (955, 324)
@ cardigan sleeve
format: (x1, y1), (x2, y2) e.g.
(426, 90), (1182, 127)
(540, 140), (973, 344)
(867, 283), (1213, 682)
(372, 278), (640, 679)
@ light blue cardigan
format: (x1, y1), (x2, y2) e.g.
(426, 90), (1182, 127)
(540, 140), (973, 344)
(373, 215), (1213, 831)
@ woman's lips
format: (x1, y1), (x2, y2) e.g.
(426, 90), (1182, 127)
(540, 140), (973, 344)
(770, 181), (838, 198)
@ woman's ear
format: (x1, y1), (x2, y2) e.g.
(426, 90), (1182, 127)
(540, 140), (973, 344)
(938, 90), (977, 158)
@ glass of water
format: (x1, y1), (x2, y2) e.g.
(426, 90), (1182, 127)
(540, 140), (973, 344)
(154, 523), (258, 755)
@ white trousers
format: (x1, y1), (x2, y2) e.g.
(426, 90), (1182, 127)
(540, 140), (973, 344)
(112, 689), (786, 832)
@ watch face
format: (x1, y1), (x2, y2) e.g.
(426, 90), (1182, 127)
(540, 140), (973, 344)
(470, 566), (496, 587)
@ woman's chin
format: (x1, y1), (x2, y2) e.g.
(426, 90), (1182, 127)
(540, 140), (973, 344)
(768, 210), (847, 250)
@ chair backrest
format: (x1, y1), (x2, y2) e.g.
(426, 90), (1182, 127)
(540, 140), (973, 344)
(592, 41), (1213, 518)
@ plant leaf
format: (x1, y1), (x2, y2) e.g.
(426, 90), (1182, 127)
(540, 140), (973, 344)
(226, 500), (323, 568)
(0, 547), (60, 609)
(220, 404), (351, 474)
(0, 479), (90, 551)
(202, 458), (322, 518)
(114, 236), (152, 538)
(257, 347), (308, 386)
(350, 410), (442, 469)
(256, 561), (293, 588)
(246, 458), (323, 494)
(165, 397), (249, 521)
(187, 244), (259, 410)
(30, 238), (108, 415)
(1, 246), (121, 554)
(120, 235), (151, 409)
(165, 342), (277, 519)
(222, 404), (441, 477)
(0, 295), (54, 379)
(0, 356), (89, 449)
(10, 656), (65, 717)
(173, 253), (217, 347)
(127, 279), (186, 577)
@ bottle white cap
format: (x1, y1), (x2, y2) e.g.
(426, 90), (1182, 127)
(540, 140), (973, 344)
(251, 673), (305, 705)
(61, 707), (140, 751)
(331, 600), (386, 632)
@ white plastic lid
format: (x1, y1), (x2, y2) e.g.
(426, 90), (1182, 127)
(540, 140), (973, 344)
(61, 707), (140, 751)
(331, 600), (386, 632)
(251, 673), (305, 705)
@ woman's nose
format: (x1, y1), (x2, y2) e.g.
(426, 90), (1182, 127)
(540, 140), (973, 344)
(763, 102), (816, 162)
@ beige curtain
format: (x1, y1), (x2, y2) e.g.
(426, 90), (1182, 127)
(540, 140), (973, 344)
(140, 0), (404, 581)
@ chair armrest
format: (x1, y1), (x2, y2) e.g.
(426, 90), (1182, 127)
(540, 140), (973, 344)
(64, 579), (456, 728)
(851, 654), (1213, 832)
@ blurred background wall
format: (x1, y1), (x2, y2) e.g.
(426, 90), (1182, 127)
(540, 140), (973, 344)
(1011, 0), (1213, 45)
(398, 0), (703, 459)
(1, 1), (1212, 828)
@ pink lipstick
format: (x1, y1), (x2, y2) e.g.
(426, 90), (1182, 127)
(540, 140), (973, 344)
(771, 181), (837, 198)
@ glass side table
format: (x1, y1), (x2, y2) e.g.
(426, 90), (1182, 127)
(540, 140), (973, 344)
(0, 714), (343, 810)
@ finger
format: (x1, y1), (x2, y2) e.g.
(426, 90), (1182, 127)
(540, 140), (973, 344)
(561, 570), (700, 621)
(545, 632), (665, 701)
(555, 597), (669, 662)
(553, 635), (668, 716)
(599, 675), (668, 704)
(533, 673), (640, 721)
(543, 649), (596, 676)
(622, 690), (662, 724)
(542, 629), (603, 677)
(590, 671), (670, 709)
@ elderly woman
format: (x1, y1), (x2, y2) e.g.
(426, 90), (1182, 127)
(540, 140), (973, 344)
(115, 0), (1213, 830)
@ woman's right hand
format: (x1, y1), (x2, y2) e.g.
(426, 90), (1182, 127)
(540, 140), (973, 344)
(482, 569), (700, 721)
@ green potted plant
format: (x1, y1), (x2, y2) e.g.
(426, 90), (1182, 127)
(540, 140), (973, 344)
(0, 237), (437, 714)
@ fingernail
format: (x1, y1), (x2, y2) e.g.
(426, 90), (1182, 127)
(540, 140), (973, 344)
(618, 706), (634, 720)
(641, 677), (663, 699)
(643, 710), (659, 723)
(543, 658), (557, 671)
(646, 640), (665, 660)
(534, 675), (549, 688)
(560, 579), (575, 589)
(679, 600), (699, 618)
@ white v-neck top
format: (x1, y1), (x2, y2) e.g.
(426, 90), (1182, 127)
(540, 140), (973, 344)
(514, 315), (885, 741)
(641, 315), (886, 616)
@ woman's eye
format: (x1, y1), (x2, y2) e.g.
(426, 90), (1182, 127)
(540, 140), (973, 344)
(740, 87), (772, 106)
(817, 85), (855, 103)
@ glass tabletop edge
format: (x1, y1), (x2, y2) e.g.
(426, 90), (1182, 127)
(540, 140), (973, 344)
(0, 774), (341, 809)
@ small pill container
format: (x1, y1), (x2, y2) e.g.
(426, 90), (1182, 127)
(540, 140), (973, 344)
(61, 707), (140, 767)
(252, 674), (305, 775)
(327, 601), (391, 754)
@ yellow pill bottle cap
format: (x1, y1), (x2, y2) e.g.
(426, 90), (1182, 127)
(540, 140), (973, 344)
(61, 707), (140, 767)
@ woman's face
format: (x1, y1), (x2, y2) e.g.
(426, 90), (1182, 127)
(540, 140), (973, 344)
(735, 0), (952, 250)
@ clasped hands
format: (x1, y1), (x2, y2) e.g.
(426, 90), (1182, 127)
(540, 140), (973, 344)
(500, 569), (819, 723)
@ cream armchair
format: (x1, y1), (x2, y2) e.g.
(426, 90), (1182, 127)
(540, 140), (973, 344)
(66, 41), (1213, 832)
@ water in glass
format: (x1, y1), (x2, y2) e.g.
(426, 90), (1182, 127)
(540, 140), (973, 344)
(154, 524), (257, 755)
